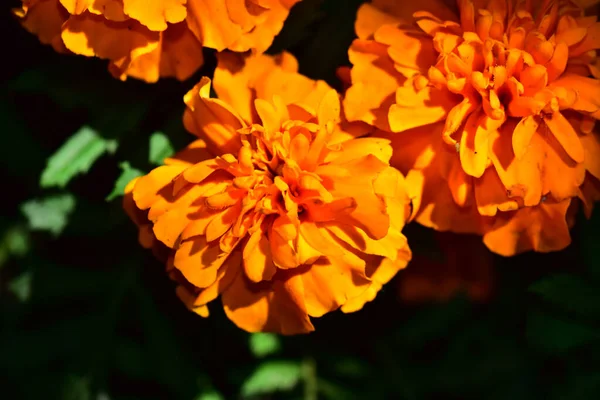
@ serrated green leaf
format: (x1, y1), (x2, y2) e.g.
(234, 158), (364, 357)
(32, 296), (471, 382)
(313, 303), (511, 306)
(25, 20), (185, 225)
(40, 126), (118, 188)
(241, 360), (302, 397)
(21, 194), (76, 236)
(149, 132), (175, 165)
(8, 271), (32, 302)
(527, 312), (600, 353)
(249, 333), (281, 358)
(106, 162), (144, 201)
(530, 274), (600, 316)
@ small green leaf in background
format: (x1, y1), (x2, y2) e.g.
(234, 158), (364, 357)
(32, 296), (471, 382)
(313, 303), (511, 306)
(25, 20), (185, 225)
(241, 360), (302, 397)
(106, 162), (144, 201)
(62, 375), (92, 400)
(249, 333), (281, 358)
(194, 390), (224, 400)
(527, 312), (600, 353)
(149, 132), (175, 166)
(41, 126), (118, 188)
(530, 274), (600, 316)
(0, 225), (30, 268)
(21, 193), (76, 236)
(8, 271), (33, 302)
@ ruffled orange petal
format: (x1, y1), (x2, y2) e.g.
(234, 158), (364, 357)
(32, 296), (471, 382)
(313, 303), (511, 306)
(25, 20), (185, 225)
(16, 0), (70, 53)
(183, 77), (246, 155)
(222, 270), (315, 335)
(483, 200), (572, 256)
(122, 0), (187, 32)
(61, 12), (159, 61)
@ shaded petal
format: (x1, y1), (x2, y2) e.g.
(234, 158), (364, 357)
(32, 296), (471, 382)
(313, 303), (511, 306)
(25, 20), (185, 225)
(222, 270), (314, 334)
(183, 77), (246, 155)
(299, 256), (370, 318)
(482, 200), (572, 256)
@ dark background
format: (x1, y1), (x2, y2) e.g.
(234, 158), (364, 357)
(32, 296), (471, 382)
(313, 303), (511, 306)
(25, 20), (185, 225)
(1, 1), (600, 399)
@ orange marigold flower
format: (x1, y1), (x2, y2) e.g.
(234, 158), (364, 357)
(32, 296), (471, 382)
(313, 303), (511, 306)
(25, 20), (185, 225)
(344, 0), (600, 256)
(14, 0), (301, 82)
(125, 53), (412, 334)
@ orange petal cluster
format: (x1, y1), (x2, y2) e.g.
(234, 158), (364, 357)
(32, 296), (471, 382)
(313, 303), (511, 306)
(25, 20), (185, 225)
(15, 0), (301, 82)
(344, 0), (600, 256)
(124, 53), (412, 334)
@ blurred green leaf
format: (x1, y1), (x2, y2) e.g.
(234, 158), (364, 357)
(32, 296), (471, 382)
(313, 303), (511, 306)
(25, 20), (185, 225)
(8, 271), (32, 302)
(249, 333), (281, 358)
(0, 225), (30, 268)
(106, 162), (143, 201)
(62, 375), (91, 400)
(41, 126), (117, 188)
(527, 311), (600, 353)
(241, 360), (302, 397)
(194, 391), (225, 400)
(21, 193), (76, 236)
(530, 274), (600, 316)
(149, 132), (175, 165)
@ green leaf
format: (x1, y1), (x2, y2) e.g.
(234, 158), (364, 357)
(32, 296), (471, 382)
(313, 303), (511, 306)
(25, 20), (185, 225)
(194, 391), (225, 400)
(249, 333), (281, 358)
(61, 375), (91, 400)
(106, 162), (144, 201)
(8, 271), (33, 302)
(530, 274), (600, 316)
(527, 311), (600, 353)
(21, 194), (76, 236)
(0, 225), (30, 268)
(241, 360), (302, 397)
(40, 126), (118, 188)
(149, 132), (175, 165)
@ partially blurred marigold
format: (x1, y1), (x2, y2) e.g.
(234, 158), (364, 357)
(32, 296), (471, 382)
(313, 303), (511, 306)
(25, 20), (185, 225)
(398, 232), (494, 303)
(344, 0), (600, 256)
(15, 0), (301, 82)
(124, 52), (412, 334)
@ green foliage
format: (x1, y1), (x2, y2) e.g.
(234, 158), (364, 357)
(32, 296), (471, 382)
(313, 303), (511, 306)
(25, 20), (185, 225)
(7, 271), (32, 302)
(149, 132), (175, 166)
(40, 126), (117, 189)
(249, 333), (281, 358)
(106, 162), (143, 201)
(20, 193), (76, 236)
(241, 360), (302, 397)
(527, 311), (599, 353)
(530, 274), (600, 316)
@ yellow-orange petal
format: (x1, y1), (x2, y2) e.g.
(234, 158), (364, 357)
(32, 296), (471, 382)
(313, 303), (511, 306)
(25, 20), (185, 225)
(482, 200), (572, 256)
(299, 256), (370, 318)
(243, 227), (277, 282)
(389, 85), (458, 133)
(61, 12), (159, 61)
(174, 237), (233, 288)
(222, 270), (315, 335)
(122, 0), (187, 32)
(183, 77), (246, 155)
(544, 111), (584, 163)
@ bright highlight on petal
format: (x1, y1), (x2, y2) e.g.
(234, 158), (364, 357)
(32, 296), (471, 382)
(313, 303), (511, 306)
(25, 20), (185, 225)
(345, 0), (600, 256)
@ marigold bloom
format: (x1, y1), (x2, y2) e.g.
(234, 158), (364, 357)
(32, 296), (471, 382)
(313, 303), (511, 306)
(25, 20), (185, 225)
(124, 53), (412, 334)
(15, 0), (301, 82)
(344, 0), (600, 256)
